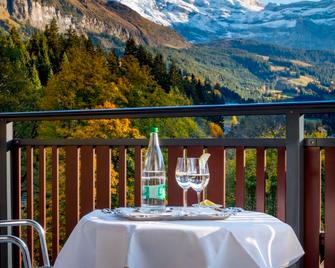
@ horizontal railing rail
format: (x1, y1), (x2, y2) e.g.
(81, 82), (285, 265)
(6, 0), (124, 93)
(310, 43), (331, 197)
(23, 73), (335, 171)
(305, 138), (335, 147)
(16, 138), (287, 147)
(0, 100), (334, 121)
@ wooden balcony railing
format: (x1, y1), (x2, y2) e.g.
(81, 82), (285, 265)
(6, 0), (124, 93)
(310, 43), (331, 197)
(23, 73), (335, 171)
(1, 101), (335, 268)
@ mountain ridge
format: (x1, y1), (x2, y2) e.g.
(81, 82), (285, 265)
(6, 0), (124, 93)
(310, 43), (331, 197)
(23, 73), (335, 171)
(0, 0), (190, 48)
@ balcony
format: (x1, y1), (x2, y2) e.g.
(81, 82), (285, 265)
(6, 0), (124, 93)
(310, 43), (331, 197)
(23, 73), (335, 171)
(0, 101), (334, 268)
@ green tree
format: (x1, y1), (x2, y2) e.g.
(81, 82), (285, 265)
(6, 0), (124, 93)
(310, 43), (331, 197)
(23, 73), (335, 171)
(44, 18), (63, 72)
(0, 30), (42, 137)
(64, 27), (81, 50)
(152, 53), (169, 91)
(168, 60), (182, 91)
(124, 38), (138, 57)
(28, 32), (53, 85)
(106, 51), (119, 75)
(41, 48), (125, 112)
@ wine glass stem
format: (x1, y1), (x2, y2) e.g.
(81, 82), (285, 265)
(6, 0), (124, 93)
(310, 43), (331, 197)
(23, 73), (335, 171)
(183, 189), (187, 207)
(197, 191), (201, 205)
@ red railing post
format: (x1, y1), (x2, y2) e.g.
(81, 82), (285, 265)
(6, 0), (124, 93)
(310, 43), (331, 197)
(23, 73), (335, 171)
(96, 146), (111, 208)
(51, 146), (59, 262)
(207, 147), (225, 206)
(167, 146), (184, 206)
(256, 147), (266, 212)
(303, 147), (321, 268)
(134, 146), (142, 207)
(65, 146), (80, 237)
(277, 147), (286, 222)
(119, 146), (127, 207)
(325, 148), (335, 268)
(26, 145), (34, 261)
(80, 146), (95, 217)
(236, 147), (245, 208)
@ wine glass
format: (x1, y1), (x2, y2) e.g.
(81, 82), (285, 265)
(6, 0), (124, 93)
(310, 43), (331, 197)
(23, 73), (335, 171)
(175, 157), (190, 207)
(187, 158), (210, 206)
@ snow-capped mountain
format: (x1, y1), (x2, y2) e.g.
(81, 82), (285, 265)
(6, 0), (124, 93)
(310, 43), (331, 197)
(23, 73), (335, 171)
(112, 0), (335, 50)
(112, 0), (264, 40)
(113, 0), (263, 27)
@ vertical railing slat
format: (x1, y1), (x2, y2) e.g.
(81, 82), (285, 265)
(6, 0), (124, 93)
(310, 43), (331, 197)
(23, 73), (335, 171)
(187, 146), (204, 205)
(12, 143), (21, 268)
(38, 146), (46, 265)
(325, 147), (335, 268)
(80, 146), (94, 217)
(39, 146), (46, 230)
(134, 146), (142, 207)
(119, 146), (127, 207)
(51, 146), (59, 263)
(277, 147), (286, 221)
(256, 147), (266, 212)
(26, 145), (34, 261)
(167, 146), (184, 206)
(65, 146), (79, 237)
(236, 147), (245, 208)
(303, 147), (321, 268)
(207, 147), (225, 206)
(96, 146), (111, 208)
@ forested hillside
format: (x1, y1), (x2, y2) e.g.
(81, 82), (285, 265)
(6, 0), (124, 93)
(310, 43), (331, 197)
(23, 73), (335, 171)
(158, 39), (335, 102)
(0, 20), (246, 139)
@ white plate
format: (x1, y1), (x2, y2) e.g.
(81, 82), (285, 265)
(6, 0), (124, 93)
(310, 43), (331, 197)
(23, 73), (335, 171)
(192, 204), (223, 209)
(112, 207), (231, 221)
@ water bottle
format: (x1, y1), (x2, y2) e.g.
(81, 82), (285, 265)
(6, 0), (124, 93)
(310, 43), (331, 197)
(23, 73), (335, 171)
(141, 127), (166, 212)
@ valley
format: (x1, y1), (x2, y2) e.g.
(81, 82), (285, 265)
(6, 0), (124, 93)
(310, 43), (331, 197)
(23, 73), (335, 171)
(158, 39), (335, 101)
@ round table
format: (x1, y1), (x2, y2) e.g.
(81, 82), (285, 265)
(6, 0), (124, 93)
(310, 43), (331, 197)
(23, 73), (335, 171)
(54, 209), (304, 268)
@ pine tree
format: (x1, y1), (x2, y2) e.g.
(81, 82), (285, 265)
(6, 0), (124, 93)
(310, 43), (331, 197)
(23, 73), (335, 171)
(124, 38), (138, 57)
(64, 27), (81, 50)
(152, 53), (169, 91)
(0, 31), (41, 114)
(45, 18), (63, 72)
(106, 51), (119, 75)
(61, 52), (69, 66)
(28, 33), (53, 85)
(136, 45), (153, 67)
(9, 27), (30, 66)
(168, 60), (182, 91)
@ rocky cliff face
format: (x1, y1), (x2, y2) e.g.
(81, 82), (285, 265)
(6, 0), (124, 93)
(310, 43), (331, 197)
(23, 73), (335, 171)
(0, 0), (6, 9)
(1, 0), (189, 48)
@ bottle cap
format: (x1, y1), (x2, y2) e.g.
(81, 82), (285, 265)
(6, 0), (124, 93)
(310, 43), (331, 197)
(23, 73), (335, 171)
(150, 127), (159, 133)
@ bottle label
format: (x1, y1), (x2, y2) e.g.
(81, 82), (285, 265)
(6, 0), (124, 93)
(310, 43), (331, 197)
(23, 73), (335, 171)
(143, 184), (166, 200)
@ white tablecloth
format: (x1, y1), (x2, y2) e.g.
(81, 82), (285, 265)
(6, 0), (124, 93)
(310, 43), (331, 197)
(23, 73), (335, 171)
(54, 210), (304, 268)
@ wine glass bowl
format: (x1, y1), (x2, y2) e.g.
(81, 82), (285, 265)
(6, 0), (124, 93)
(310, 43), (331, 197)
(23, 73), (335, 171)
(175, 157), (210, 207)
(175, 157), (190, 207)
(187, 158), (210, 205)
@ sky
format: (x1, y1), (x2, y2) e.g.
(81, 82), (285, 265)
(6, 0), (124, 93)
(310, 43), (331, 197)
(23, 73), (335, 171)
(262, 0), (317, 3)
